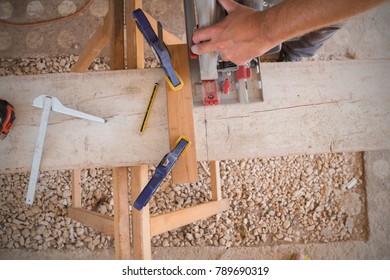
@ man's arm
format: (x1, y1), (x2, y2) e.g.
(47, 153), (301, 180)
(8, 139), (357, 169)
(191, 0), (388, 65)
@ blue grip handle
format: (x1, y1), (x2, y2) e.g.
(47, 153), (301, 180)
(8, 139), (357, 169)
(132, 9), (181, 88)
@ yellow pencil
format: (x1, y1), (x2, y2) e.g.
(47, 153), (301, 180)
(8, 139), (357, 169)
(140, 83), (159, 133)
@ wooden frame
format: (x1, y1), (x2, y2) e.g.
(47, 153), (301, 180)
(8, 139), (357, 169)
(53, 0), (227, 260)
(166, 44), (198, 184)
(1, 60), (389, 171)
(5, 0), (388, 261)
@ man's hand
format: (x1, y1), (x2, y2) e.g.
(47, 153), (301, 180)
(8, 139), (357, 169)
(191, 0), (274, 65)
(191, 0), (388, 65)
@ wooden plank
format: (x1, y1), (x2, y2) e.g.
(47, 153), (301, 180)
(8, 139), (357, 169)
(0, 69), (167, 172)
(68, 207), (114, 236)
(166, 44), (198, 184)
(150, 199), (229, 237)
(72, 4), (113, 72)
(112, 167), (131, 260)
(144, 12), (185, 45)
(126, 0), (144, 69)
(203, 60), (390, 160)
(131, 165), (152, 260)
(111, 0), (125, 70)
(71, 169), (82, 208)
(210, 161), (222, 201)
(1, 60), (389, 172)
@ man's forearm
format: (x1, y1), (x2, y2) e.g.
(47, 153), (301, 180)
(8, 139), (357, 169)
(263, 0), (389, 47)
(191, 0), (388, 64)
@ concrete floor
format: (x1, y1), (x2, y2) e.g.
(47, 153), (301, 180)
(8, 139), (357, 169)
(0, 0), (389, 259)
(0, 1), (389, 60)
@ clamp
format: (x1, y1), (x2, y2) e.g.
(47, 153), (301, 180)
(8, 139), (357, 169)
(133, 136), (190, 211)
(132, 8), (183, 91)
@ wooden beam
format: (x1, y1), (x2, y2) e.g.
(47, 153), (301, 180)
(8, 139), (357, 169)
(126, 0), (144, 69)
(166, 44), (198, 184)
(68, 207), (114, 236)
(110, 0), (125, 70)
(150, 199), (229, 237)
(71, 169), (82, 208)
(1, 60), (390, 172)
(131, 165), (152, 260)
(143, 12), (185, 45)
(72, 2), (113, 72)
(210, 161), (222, 201)
(112, 167), (131, 260)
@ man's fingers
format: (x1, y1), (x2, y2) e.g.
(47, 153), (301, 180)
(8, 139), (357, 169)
(191, 41), (216, 55)
(192, 25), (220, 44)
(218, 0), (239, 13)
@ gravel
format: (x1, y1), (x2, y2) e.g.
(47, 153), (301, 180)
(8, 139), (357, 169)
(0, 55), (368, 252)
(150, 154), (367, 247)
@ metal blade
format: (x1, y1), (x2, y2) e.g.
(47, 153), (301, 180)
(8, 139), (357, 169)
(51, 97), (106, 123)
(26, 96), (52, 205)
(32, 95), (106, 123)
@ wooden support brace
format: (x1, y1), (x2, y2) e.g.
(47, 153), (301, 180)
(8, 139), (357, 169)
(166, 44), (198, 184)
(131, 165), (152, 260)
(68, 207), (114, 236)
(150, 199), (229, 237)
(113, 167), (131, 260)
(210, 161), (222, 201)
(71, 169), (82, 208)
(110, 0), (125, 70)
(144, 12), (185, 45)
(126, 0), (144, 69)
(72, 1), (114, 72)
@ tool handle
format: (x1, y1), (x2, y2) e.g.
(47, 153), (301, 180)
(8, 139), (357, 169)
(133, 137), (190, 210)
(133, 174), (163, 210)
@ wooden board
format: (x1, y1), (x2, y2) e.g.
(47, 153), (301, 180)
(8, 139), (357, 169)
(111, 0), (125, 70)
(166, 44), (198, 184)
(204, 60), (390, 160)
(0, 60), (389, 172)
(71, 169), (82, 208)
(210, 161), (222, 201)
(72, 4), (113, 72)
(144, 12), (185, 45)
(131, 165), (151, 260)
(0, 69), (168, 172)
(126, 0), (144, 69)
(112, 167), (131, 259)
(150, 199), (229, 237)
(68, 207), (114, 236)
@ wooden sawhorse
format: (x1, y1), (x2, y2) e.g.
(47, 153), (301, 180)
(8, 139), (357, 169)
(68, 0), (229, 259)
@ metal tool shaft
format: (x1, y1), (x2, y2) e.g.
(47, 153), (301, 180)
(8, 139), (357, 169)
(26, 96), (52, 205)
(51, 97), (106, 124)
(26, 95), (105, 205)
